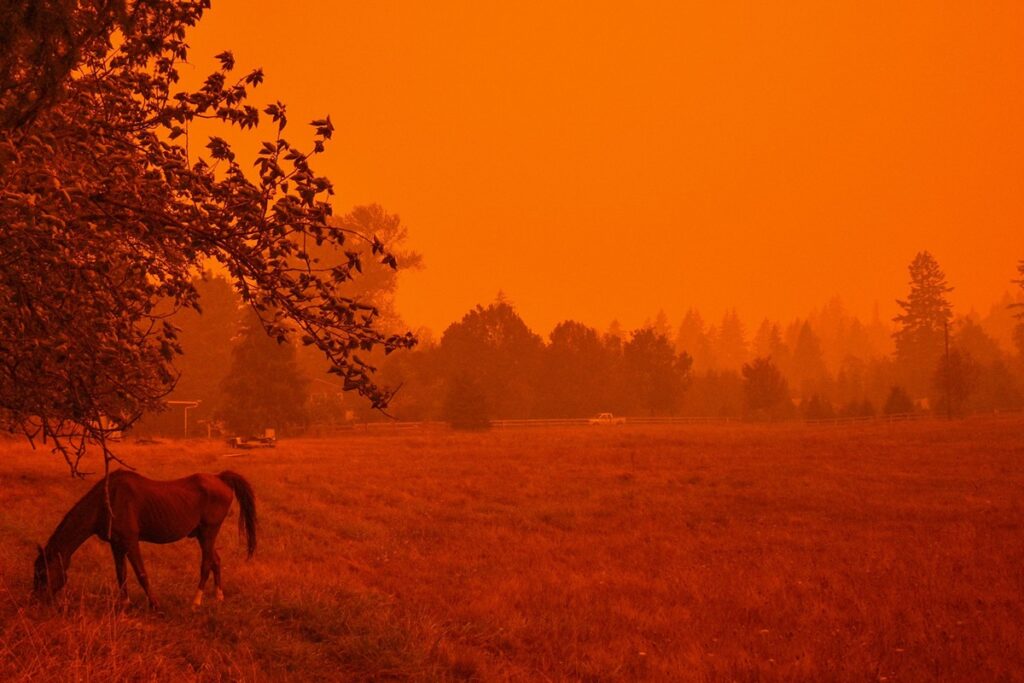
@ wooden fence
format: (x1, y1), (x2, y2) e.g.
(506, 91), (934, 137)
(343, 411), (1000, 432)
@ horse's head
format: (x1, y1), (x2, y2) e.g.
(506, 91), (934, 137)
(32, 544), (66, 601)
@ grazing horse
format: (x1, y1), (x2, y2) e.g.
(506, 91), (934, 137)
(32, 469), (257, 611)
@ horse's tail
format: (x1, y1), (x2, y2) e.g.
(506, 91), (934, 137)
(218, 471), (257, 558)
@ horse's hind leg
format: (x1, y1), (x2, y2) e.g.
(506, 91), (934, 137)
(193, 524), (222, 609)
(212, 548), (224, 601)
(125, 541), (160, 612)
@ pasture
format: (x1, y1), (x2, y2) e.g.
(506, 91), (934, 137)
(1, 419), (1022, 681)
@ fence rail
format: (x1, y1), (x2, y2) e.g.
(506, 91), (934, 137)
(339, 410), (1016, 432)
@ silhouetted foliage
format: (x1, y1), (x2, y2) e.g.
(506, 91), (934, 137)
(802, 394), (835, 421)
(219, 313), (309, 436)
(438, 300), (544, 419)
(839, 399), (876, 419)
(0, 1), (413, 474)
(134, 273), (240, 437)
(883, 386), (915, 416)
(675, 309), (715, 373)
(893, 252), (953, 394)
(741, 357), (790, 419)
(0, 0), (128, 128)
(789, 322), (829, 398)
(443, 373), (492, 430)
(621, 328), (692, 416)
(716, 310), (748, 371)
(539, 321), (616, 417)
(931, 349), (978, 418)
(1013, 260), (1024, 358)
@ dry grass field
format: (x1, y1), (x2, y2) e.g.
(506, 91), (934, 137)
(1, 419), (1022, 681)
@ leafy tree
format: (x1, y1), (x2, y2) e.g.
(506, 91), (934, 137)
(219, 312), (309, 436)
(680, 371), (744, 418)
(539, 321), (616, 417)
(931, 349), (979, 417)
(442, 373), (491, 430)
(802, 394), (835, 421)
(966, 359), (1021, 413)
(0, 0), (125, 128)
(375, 331), (445, 421)
(839, 399), (875, 419)
(309, 204), (422, 334)
(0, 1), (413, 474)
(294, 203), (422, 410)
(741, 357), (790, 419)
(622, 328), (691, 415)
(883, 386), (915, 416)
(893, 251), (953, 394)
(953, 318), (1003, 366)
(438, 300), (544, 418)
(135, 273), (241, 437)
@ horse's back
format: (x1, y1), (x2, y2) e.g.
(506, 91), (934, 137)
(105, 470), (235, 543)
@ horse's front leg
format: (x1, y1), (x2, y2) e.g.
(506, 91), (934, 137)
(125, 541), (160, 613)
(110, 543), (129, 608)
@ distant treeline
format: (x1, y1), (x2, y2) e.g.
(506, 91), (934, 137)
(138, 251), (1024, 436)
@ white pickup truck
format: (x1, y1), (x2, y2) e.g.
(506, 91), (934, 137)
(587, 412), (626, 425)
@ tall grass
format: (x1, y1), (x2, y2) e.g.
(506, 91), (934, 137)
(1, 419), (1022, 680)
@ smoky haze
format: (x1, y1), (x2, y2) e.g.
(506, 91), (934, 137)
(182, 2), (1024, 334)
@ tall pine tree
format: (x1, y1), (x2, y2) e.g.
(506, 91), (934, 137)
(893, 251), (953, 395)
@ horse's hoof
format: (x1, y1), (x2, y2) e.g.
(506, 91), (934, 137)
(215, 589), (224, 602)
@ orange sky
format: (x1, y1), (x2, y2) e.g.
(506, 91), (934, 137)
(186, 2), (1023, 336)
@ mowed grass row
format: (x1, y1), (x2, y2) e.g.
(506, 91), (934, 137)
(1, 419), (1022, 681)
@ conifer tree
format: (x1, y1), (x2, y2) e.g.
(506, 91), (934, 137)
(716, 309), (748, 370)
(893, 251), (953, 393)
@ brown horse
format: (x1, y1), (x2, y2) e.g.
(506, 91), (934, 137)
(33, 469), (256, 611)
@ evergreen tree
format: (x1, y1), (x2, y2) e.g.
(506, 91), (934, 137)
(716, 309), (748, 370)
(752, 319), (782, 359)
(790, 321), (829, 398)
(606, 319), (626, 343)
(675, 309), (714, 372)
(1014, 261), (1024, 359)
(741, 357), (790, 419)
(647, 309), (674, 340)
(893, 251), (953, 394)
